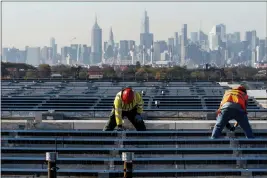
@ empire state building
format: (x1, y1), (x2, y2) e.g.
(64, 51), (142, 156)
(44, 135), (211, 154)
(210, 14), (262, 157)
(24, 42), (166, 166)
(90, 16), (102, 65)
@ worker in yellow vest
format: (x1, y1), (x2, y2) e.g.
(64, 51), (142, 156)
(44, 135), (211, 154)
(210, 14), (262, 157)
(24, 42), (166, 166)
(103, 87), (146, 131)
(211, 85), (254, 138)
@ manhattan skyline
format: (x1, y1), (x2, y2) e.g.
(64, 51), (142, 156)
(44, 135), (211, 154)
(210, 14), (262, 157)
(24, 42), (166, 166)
(2, 2), (266, 50)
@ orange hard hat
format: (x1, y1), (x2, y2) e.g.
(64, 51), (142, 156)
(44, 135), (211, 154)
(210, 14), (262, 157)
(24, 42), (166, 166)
(122, 88), (134, 104)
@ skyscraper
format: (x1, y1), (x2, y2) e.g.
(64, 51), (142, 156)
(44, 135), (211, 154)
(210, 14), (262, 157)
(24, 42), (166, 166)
(140, 10), (154, 65)
(190, 32), (198, 43)
(26, 47), (41, 66)
(174, 32), (179, 57)
(153, 41), (161, 62)
(251, 30), (257, 50)
(50, 37), (57, 64)
(90, 16), (102, 65)
(119, 40), (129, 57)
(180, 24), (188, 65)
(108, 27), (114, 48)
(141, 10), (149, 34)
(41, 46), (48, 64)
(209, 24), (226, 50)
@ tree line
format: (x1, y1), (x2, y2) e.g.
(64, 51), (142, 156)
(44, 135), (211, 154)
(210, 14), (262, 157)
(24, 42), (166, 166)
(1, 61), (267, 81)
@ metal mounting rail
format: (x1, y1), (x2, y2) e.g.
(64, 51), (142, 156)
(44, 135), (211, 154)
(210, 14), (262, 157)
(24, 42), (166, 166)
(3, 137), (267, 145)
(2, 130), (267, 137)
(1, 108), (267, 112)
(2, 147), (267, 154)
(1, 168), (267, 176)
(2, 156), (267, 165)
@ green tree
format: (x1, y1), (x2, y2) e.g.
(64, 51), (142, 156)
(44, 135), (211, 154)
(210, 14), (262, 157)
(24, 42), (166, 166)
(38, 64), (51, 78)
(79, 71), (88, 79)
(25, 70), (38, 79)
(52, 65), (71, 78)
(236, 66), (258, 79)
(136, 61), (141, 69)
(103, 67), (116, 78)
(190, 71), (205, 80)
(155, 72), (161, 80)
(1, 65), (9, 77)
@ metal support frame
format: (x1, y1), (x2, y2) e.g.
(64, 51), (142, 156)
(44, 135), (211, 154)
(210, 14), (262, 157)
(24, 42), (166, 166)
(122, 152), (134, 178)
(46, 152), (58, 178)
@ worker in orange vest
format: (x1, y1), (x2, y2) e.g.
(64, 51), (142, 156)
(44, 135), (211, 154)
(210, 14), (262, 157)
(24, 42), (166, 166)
(211, 85), (254, 138)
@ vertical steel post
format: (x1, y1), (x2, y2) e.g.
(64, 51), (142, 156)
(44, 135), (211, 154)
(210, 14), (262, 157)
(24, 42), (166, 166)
(122, 152), (134, 178)
(46, 152), (58, 178)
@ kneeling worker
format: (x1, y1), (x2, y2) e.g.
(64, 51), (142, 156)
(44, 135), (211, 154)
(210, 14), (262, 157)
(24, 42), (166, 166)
(211, 85), (254, 138)
(103, 87), (147, 131)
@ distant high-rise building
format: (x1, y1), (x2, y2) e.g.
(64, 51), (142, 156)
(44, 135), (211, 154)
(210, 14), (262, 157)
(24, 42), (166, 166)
(251, 50), (256, 67)
(128, 40), (135, 51)
(90, 16), (102, 65)
(2, 48), (9, 62)
(61, 46), (71, 64)
(256, 46), (262, 62)
(198, 30), (208, 50)
(141, 10), (149, 34)
(245, 30), (257, 50)
(180, 24), (188, 65)
(209, 24), (226, 50)
(190, 32), (198, 43)
(108, 27), (114, 48)
(104, 42), (108, 52)
(227, 32), (241, 44)
(168, 38), (175, 52)
(119, 40), (129, 57)
(3, 48), (20, 63)
(251, 30), (257, 50)
(259, 40), (266, 55)
(70, 44), (79, 62)
(81, 45), (90, 65)
(50, 37), (57, 64)
(26, 47), (40, 66)
(233, 32), (240, 43)
(41, 46), (48, 64)
(174, 32), (179, 46)
(17, 50), (26, 63)
(153, 41), (161, 62)
(245, 31), (252, 43)
(174, 32), (179, 56)
(157, 40), (168, 53)
(140, 10), (154, 53)
(140, 33), (153, 50)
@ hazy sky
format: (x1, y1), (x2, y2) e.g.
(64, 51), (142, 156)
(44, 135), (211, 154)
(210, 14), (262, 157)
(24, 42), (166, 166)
(2, 2), (267, 50)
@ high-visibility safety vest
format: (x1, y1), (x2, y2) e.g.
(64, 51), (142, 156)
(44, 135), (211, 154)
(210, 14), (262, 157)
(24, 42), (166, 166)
(219, 89), (248, 112)
(114, 91), (144, 125)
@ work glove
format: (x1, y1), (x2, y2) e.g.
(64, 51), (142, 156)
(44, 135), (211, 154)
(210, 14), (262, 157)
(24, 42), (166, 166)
(117, 125), (124, 131)
(135, 114), (143, 123)
(229, 126), (236, 132)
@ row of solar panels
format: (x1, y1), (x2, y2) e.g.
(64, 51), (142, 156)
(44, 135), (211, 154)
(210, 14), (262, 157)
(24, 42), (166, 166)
(2, 88), (227, 97)
(2, 129), (267, 137)
(3, 137), (267, 144)
(1, 96), (260, 110)
(2, 168), (266, 177)
(2, 130), (267, 177)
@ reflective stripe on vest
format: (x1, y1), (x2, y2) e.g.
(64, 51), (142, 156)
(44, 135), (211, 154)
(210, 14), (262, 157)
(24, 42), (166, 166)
(219, 89), (248, 111)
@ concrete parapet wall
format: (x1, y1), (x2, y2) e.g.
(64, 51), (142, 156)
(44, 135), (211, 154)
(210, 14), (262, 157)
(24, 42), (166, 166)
(2, 119), (267, 130)
(2, 110), (267, 119)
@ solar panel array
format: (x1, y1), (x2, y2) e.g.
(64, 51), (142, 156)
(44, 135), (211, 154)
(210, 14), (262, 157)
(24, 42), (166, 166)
(1, 130), (267, 177)
(1, 81), (263, 111)
(1, 80), (267, 177)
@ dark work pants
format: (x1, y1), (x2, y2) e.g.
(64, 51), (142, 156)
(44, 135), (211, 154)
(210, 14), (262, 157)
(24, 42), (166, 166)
(103, 108), (146, 131)
(211, 108), (254, 139)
